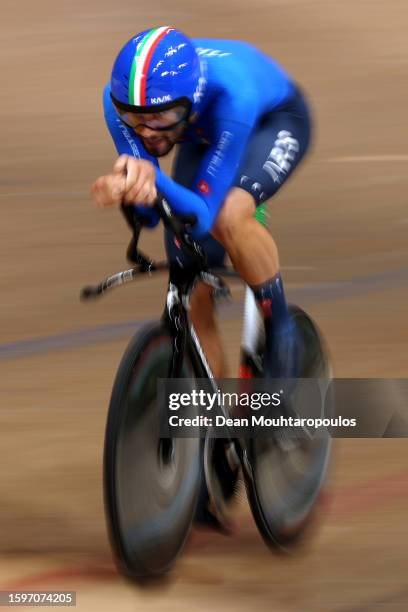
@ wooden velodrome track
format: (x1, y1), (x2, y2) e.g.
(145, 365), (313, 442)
(1, 0), (407, 609)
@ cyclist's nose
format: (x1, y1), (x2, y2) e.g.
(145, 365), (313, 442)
(136, 125), (159, 138)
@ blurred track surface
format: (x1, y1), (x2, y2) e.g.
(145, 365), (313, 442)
(1, 0), (407, 609)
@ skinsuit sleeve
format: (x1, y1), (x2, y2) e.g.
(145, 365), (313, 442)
(103, 84), (160, 228)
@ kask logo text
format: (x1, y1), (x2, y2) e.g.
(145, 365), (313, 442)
(150, 95), (172, 104)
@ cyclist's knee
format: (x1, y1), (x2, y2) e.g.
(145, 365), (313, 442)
(213, 188), (256, 246)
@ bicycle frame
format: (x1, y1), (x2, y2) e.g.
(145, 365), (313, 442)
(162, 270), (218, 384)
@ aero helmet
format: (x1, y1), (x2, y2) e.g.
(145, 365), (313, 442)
(110, 26), (206, 117)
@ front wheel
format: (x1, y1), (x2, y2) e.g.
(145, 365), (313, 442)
(104, 322), (200, 581)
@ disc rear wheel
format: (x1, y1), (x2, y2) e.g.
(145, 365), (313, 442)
(243, 305), (332, 551)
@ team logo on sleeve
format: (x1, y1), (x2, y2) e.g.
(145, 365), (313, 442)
(206, 130), (233, 177)
(198, 179), (210, 194)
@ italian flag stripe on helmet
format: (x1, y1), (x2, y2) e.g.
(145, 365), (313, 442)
(129, 26), (173, 105)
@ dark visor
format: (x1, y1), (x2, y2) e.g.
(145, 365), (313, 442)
(111, 93), (191, 131)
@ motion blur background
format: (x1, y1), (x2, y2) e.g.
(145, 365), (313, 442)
(1, 0), (407, 609)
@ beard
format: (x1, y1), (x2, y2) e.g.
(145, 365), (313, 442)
(139, 124), (187, 157)
(142, 135), (176, 157)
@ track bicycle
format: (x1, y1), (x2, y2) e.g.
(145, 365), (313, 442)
(80, 196), (332, 581)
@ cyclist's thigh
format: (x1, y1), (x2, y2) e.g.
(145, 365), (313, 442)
(165, 142), (226, 269)
(235, 87), (313, 205)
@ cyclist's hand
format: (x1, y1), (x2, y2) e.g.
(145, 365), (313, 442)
(91, 173), (126, 208)
(113, 155), (157, 206)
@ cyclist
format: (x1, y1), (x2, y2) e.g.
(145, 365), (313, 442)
(92, 26), (312, 386)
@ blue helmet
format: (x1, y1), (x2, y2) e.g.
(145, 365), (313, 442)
(110, 26), (206, 117)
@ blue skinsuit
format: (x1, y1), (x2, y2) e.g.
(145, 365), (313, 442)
(103, 39), (296, 236)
